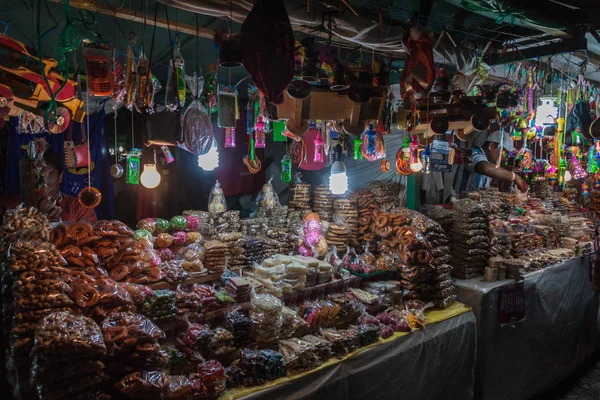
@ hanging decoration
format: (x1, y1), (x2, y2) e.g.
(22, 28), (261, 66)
(127, 148), (142, 185)
(422, 146), (431, 174)
(361, 124), (385, 161)
(110, 110), (123, 178)
(408, 137), (423, 172)
(570, 150), (588, 180)
(380, 159), (391, 173)
(165, 37), (186, 111)
(353, 136), (363, 160)
(183, 72), (213, 155)
(217, 84), (239, 128)
(289, 137), (306, 168)
(254, 116), (266, 148)
(82, 42), (113, 97)
(281, 154), (292, 183)
(224, 127), (236, 148)
(243, 136), (262, 174)
(77, 101), (101, 209)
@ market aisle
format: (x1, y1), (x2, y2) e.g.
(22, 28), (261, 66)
(535, 353), (600, 400)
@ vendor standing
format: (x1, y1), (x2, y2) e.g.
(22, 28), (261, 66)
(0, 149), (97, 223)
(455, 130), (528, 193)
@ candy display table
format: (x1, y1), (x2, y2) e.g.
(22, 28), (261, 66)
(222, 302), (476, 400)
(455, 255), (600, 400)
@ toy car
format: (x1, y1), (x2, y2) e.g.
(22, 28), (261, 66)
(0, 33), (85, 133)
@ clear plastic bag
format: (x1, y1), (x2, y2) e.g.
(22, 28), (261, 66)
(164, 375), (193, 399)
(208, 181), (227, 213)
(93, 220), (135, 237)
(159, 260), (191, 283)
(198, 359), (227, 397)
(183, 72), (213, 156)
(70, 278), (133, 308)
(278, 337), (321, 373)
(101, 312), (165, 353)
(115, 370), (169, 399)
(250, 290), (283, 342)
(280, 306), (309, 338)
(141, 289), (178, 322)
(33, 311), (106, 362)
(257, 177), (280, 208)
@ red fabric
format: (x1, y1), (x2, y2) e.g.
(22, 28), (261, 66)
(58, 194), (98, 223)
(215, 121), (265, 196)
(0, 194), (97, 223)
(400, 28), (435, 104)
(240, 0), (295, 104)
(136, 187), (158, 221)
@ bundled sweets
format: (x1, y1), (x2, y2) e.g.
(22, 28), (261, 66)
(313, 185), (336, 222)
(31, 311), (108, 400)
(249, 291), (283, 342)
(225, 309), (252, 346)
(203, 240), (229, 274)
(369, 180), (401, 211)
(278, 337), (322, 374)
(287, 175), (312, 211)
(333, 197), (359, 247)
(226, 348), (286, 387)
(217, 232), (246, 269)
(449, 199), (492, 279)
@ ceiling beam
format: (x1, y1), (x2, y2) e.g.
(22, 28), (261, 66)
(49, 0), (216, 39)
(488, 37), (588, 65)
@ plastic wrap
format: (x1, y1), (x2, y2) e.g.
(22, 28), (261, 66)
(225, 309), (251, 345)
(31, 359), (105, 385)
(250, 291), (283, 342)
(302, 334), (333, 362)
(278, 337), (322, 374)
(159, 260), (191, 283)
(69, 278), (133, 308)
(115, 370), (169, 399)
(183, 73), (213, 156)
(33, 311), (106, 362)
(280, 306), (309, 338)
(208, 181), (227, 213)
(198, 360), (227, 397)
(121, 283), (154, 306)
(164, 375), (193, 399)
(94, 220), (134, 237)
(176, 284), (217, 311)
(141, 290), (178, 321)
(1, 205), (49, 234)
(257, 178), (280, 208)
(102, 312), (165, 353)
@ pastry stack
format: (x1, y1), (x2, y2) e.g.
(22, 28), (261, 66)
(215, 211), (242, 235)
(218, 232), (246, 270)
(449, 199), (492, 279)
(288, 183), (312, 211)
(243, 239), (264, 269)
(354, 190), (378, 250)
(203, 240), (229, 274)
(225, 277), (251, 303)
(369, 181), (401, 211)
(326, 217), (351, 253)
(333, 198), (359, 247)
(427, 206), (454, 236)
(312, 185), (335, 222)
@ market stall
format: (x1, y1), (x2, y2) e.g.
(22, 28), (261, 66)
(225, 303), (475, 400)
(454, 254), (599, 400)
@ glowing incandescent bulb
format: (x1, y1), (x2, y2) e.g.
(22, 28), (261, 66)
(140, 164), (161, 189)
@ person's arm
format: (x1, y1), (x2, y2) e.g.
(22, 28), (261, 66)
(474, 162), (528, 192)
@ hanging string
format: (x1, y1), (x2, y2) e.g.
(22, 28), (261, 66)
(114, 109), (118, 165)
(86, 91), (91, 189)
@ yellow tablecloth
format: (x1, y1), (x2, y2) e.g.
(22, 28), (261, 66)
(222, 301), (472, 399)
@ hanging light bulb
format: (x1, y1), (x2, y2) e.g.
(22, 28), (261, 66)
(140, 148), (161, 189)
(329, 144), (348, 195)
(140, 165), (161, 189)
(409, 137), (422, 172)
(197, 139), (219, 171)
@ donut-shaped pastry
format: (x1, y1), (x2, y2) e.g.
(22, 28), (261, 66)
(104, 326), (128, 343)
(376, 214), (389, 228)
(110, 264), (130, 281)
(75, 286), (99, 307)
(417, 250), (431, 264)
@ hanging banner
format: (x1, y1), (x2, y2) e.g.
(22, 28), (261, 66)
(430, 158), (454, 172)
(431, 139), (451, 155)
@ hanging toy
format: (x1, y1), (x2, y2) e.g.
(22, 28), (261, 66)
(281, 154), (292, 183)
(289, 137), (306, 168)
(353, 137), (363, 160)
(587, 147), (599, 174)
(361, 124), (385, 161)
(165, 37), (186, 111)
(83, 42), (113, 97)
(224, 127), (236, 148)
(217, 84), (239, 128)
(134, 51), (154, 114)
(161, 146), (175, 164)
(313, 128), (325, 163)
(570, 152), (588, 180)
(254, 116), (266, 148)
(243, 137), (262, 174)
(380, 158), (391, 172)
(127, 148), (142, 185)
(110, 110), (123, 178)
(183, 72), (213, 155)
(124, 44), (137, 111)
(422, 146), (431, 174)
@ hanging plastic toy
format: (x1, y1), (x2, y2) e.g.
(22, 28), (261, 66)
(217, 84), (239, 128)
(281, 154), (292, 183)
(183, 72), (213, 155)
(361, 124), (385, 161)
(313, 129), (325, 163)
(254, 116), (266, 148)
(353, 137), (363, 160)
(83, 41), (113, 97)
(422, 146), (431, 174)
(408, 138), (422, 172)
(165, 38), (186, 111)
(134, 51), (154, 114)
(224, 127), (236, 148)
(127, 148), (142, 185)
(570, 153), (588, 180)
